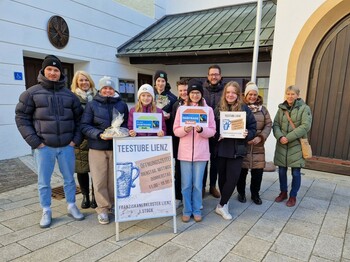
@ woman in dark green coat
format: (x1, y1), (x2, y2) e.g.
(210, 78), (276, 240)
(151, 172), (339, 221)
(71, 71), (97, 209)
(273, 85), (312, 207)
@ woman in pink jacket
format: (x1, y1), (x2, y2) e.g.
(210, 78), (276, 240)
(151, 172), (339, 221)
(173, 79), (216, 223)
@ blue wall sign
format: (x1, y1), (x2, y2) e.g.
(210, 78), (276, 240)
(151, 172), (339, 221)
(14, 72), (23, 80)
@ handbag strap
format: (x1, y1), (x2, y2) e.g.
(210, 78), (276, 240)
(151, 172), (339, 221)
(284, 111), (296, 129)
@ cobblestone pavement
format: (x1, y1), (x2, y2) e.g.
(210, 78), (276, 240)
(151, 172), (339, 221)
(0, 155), (349, 261)
(0, 157), (37, 193)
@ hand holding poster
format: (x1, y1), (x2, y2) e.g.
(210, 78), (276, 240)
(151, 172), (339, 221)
(220, 111), (246, 138)
(179, 106), (209, 127)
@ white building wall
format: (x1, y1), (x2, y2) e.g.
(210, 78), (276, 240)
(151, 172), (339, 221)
(0, 0), (165, 159)
(264, 0), (326, 161)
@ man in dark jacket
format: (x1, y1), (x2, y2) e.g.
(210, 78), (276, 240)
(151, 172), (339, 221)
(15, 55), (84, 228)
(202, 65), (225, 198)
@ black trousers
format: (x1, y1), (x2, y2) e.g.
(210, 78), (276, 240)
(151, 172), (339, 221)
(217, 157), (243, 206)
(237, 168), (263, 197)
(77, 173), (94, 196)
(203, 139), (218, 189)
(174, 158), (182, 200)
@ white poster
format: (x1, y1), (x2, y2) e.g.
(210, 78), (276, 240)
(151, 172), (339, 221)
(219, 111), (246, 138)
(113, 136), (175, 222)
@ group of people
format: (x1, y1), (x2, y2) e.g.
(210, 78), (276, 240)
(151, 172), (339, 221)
(15, 55), (312, 228)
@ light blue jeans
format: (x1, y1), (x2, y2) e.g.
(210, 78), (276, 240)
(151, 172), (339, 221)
(180, 160), (207, 216)
(278, 166), (301, 197)
(34, 145), (76, 208)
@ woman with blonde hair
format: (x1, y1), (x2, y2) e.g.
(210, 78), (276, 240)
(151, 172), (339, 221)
(214, 81), (256, 220)
(71, 71), (97, 209)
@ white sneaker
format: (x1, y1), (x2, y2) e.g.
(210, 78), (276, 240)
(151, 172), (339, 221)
(40, 210), (52, 228)
(175, 200), (183, 209)
(68, 205), (84, 221)
(215, 204), (232, 220)
(98, 213), (110, 225)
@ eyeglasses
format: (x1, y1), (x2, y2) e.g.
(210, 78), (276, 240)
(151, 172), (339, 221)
(208, 73), (220, 77)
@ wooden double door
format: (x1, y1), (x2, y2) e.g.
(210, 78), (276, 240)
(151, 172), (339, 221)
(306, 14), (350, 175)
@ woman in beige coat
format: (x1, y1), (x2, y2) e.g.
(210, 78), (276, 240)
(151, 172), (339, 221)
(237, 82), (272, 205)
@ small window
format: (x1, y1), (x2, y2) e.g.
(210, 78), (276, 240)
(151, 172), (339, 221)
(119, 79), (135, 103)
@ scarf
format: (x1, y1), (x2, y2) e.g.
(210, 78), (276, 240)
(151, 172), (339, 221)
(75, 88), (94, 102)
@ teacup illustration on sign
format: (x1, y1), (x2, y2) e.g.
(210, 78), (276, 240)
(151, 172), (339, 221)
(116, 162), (140, 198)
(223, 119), (231, 130)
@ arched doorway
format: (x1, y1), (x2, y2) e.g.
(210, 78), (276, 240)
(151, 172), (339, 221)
(306, 14), (350, 175)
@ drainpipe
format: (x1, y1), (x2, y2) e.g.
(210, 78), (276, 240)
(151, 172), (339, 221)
(251, 0), (263, 83)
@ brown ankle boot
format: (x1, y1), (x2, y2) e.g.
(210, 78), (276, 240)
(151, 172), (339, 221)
(210, 186), (221, 198)
(275, 191), (288, 202)
(286, 197), (296, 207)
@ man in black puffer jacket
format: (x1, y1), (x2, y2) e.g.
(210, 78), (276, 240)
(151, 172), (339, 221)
(15, 55), (84, 228)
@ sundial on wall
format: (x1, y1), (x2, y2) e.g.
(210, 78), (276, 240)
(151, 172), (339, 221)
(47, 15), (69, 49)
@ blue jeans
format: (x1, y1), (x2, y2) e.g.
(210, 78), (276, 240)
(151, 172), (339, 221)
(180, 160), (207, 216)
(278, 166), (301, 197)
(34, 145), (76, 208)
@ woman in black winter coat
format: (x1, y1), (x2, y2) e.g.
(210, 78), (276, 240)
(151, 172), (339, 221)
(214, 81), (256, 220)
(71, 71), (98, 209)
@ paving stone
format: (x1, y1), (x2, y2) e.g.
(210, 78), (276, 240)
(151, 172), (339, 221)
(263, 251), (300, 261)
(331, 194), (350, 208)
(334, 184), (350, 197)
(282, 218), (320, 240)
(291, 206), (325, 225)
(271, 232), (314, 261)
(262, 203), (294, 222)
(136, 217), (170, 231)
(68, 221), (116, 248)
(0, 207), (33, 223)
(12, 239), (84, 262)
(305, 187), (334, 202)
(221, 253), (256, 262)
(64, 241), (120, 262)
(199, 211), (234, 232)
(308, 255), (333, 262)
(100, 240), (154, 261)
(162, 214), (195, 233)
(298, 196), (329, 214)
(320, 215), (347, 238)
(141, 241), (195, 262)
(115, 225), (149, 246)
(138, 224), (177, 247)
(0, 224), (43, 245)
(312, 234), (343, 261)
(326, 204), (349, 220)
(344, 233), (350, 259)
(215, 220), (252, 245)
(247, 199), (274, 213)
(18, 225), (81, 251)
(0, 224), (13, 236)
(231, 235), (271, 261)
(235, 208), (264, 227)
(191, 238), (233, 262)
(172, 223), (219, 251)
(0, 242), (30, 261)
(247, 218), (285, 242)
(2, 210), (42, 231)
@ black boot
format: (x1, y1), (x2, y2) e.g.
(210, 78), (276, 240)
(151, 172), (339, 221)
(81, 194), (90, 209)
(90, 194), (97, 209)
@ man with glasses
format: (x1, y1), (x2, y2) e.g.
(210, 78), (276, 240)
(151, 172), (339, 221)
(202, 65), (225, 199)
